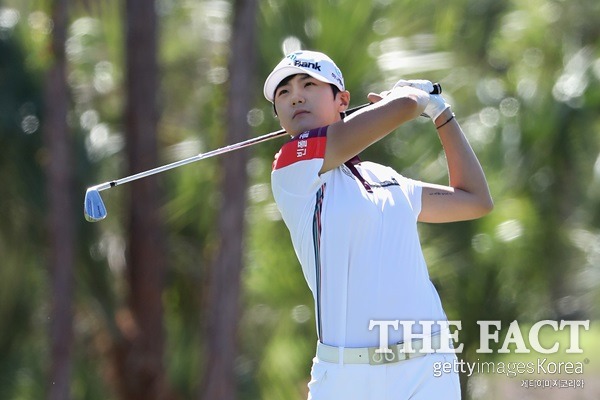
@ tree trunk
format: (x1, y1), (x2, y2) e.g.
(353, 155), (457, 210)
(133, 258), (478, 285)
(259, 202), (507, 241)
(199, 0), (258, 399)
(43, 0), (74, 399)
(113, 0), (171, 398)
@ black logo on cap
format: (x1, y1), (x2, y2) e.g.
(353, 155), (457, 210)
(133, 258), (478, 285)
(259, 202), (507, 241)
(294, 60), (322, 71)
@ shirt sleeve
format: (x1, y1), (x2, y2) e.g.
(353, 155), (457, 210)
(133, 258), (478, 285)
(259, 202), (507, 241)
(270, 126), (329, 244)
(390, 168), (424, 219)
(271, 126), (328, 193)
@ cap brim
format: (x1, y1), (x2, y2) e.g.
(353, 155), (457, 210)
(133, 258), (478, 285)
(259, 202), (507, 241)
(263, 66), (335, 102)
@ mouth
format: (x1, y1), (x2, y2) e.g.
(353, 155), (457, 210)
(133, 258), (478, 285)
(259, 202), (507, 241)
(293, 110), (309, 119)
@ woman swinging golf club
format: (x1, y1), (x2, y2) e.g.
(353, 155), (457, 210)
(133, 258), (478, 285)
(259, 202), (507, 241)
(266, 50), (493, 399)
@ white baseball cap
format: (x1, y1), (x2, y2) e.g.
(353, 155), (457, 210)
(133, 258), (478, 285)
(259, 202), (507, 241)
(263, 50), (345, 102)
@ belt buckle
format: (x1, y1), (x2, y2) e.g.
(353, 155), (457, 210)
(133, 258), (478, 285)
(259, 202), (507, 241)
(367, 345), (406, 365)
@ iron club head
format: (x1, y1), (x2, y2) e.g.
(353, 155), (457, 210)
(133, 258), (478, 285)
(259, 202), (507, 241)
(84, 188), (107, 222)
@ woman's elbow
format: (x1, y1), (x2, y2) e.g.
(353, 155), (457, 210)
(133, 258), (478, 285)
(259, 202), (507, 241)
(386, 92), (427, 119)
(477, 195), (494, 217)
(406, 95), (427, 118)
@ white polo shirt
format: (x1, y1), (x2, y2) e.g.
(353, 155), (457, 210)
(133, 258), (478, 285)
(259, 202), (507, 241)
(271, 126), (447, 348)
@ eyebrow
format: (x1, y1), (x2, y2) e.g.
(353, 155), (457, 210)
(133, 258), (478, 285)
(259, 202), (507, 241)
(274, 74), (315, 99)
(278, 74), (311, 89)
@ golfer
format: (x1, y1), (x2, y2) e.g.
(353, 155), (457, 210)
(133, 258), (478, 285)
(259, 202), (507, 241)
(265, 50), (492, 399)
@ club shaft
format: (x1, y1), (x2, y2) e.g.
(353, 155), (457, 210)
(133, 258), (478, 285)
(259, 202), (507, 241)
(92, 130), (286, 191)
(89, 82), (442, 192)
(91, 102), (374, 192)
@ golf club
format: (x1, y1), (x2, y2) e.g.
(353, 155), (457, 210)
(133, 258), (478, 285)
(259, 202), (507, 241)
(84, 83), (442, 222)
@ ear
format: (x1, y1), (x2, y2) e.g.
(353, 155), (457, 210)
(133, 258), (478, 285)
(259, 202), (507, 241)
(337, 90), (351, 112)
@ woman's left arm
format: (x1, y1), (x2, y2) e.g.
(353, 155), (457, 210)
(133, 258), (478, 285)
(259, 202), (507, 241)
(418, 107), (494, 223)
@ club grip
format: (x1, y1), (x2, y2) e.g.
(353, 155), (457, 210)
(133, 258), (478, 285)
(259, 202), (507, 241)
(346, 82), (443, 116)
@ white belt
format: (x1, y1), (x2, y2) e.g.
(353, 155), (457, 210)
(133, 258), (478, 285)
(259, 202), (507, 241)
(316, 334), (443, 365)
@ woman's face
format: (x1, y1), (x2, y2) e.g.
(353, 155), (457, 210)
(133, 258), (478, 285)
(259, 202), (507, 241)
(274, 74), (347, 136)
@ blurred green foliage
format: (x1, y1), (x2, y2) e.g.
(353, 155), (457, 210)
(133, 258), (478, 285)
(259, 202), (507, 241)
(1, 0), (599, 398)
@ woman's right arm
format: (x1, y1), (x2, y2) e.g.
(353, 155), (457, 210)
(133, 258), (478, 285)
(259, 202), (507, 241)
(320, 86), (429, 174)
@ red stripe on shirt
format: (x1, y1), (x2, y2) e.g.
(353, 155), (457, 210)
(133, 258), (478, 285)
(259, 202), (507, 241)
(272, 126), (328, 170)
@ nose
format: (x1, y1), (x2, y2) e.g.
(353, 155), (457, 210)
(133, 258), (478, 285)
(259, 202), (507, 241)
(291, 93), (305, 106)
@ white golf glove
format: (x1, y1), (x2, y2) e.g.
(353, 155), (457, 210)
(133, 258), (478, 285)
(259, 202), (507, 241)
(393, 79), (450, 121)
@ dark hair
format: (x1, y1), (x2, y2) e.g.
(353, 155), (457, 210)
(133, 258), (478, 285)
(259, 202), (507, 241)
(272, 74), (342, 117)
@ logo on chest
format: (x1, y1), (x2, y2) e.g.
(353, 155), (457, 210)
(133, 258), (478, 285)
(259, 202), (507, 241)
(342, 164), (400, 193)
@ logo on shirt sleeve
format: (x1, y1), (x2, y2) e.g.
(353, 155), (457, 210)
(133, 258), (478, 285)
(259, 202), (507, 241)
(272, 127), (328, 170)
(296, 132), (310, 157)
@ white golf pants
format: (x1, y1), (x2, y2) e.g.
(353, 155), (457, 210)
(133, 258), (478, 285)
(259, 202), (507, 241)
(307, 352), (461, 400)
